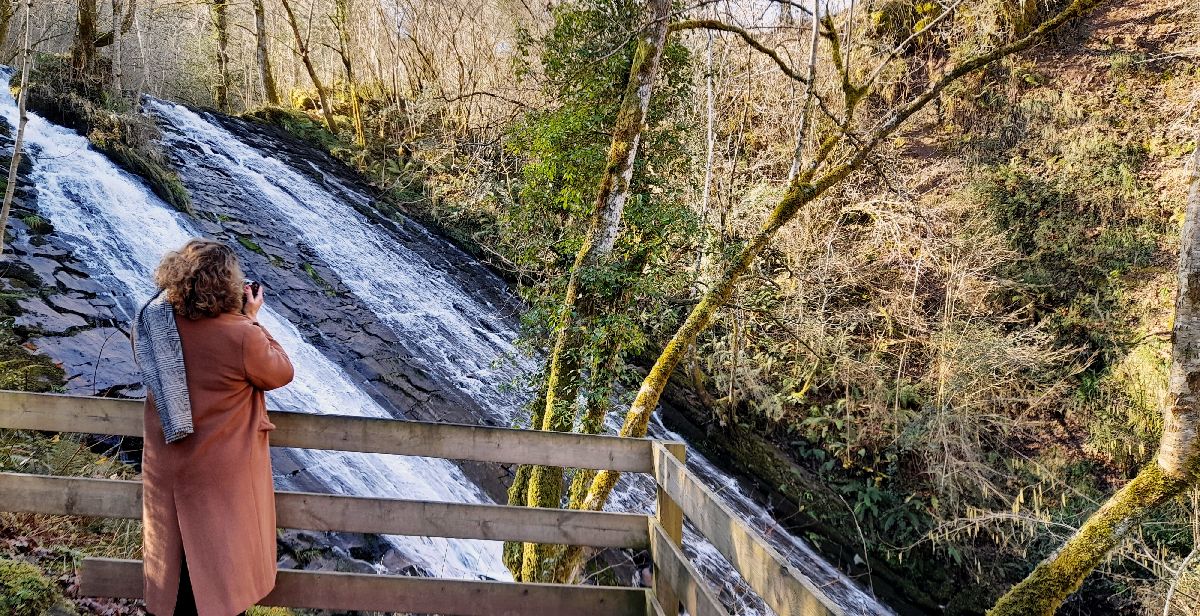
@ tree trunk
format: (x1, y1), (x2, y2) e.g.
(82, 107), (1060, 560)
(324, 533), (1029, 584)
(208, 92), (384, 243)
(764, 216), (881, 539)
(0, 0), (17, 59)
(1, 0), (32, 258)
(72, 0), (100, 76)
(563, 332), (626, 509)
(549, 0), (1107, 582)
(512, 0), (673, 583)
(502, 385), (547, 575)
(251, 0), (280, 105)
(280, 0), (338, 132)
(120, 0), (135, 34)
(211, 0), (231, 112)
(111, 0), (123, 91)
(787, 1), (821, 182)
(990, 137), (1200, 615)
(334, 0), (365, 146)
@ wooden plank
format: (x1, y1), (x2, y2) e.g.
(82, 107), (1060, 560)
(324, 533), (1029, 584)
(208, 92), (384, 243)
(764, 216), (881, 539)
(80, 558), (649, 616)
(652, 443), (842, 616)
(276, 491), (650, 549)
(645, 592), (668, 616)
(0, 473), (142, 519)
(0, 390), (669, 471)
(654, 442), (686, 616)
(648, 519), (727, 616)
(0, 472), (650, 548)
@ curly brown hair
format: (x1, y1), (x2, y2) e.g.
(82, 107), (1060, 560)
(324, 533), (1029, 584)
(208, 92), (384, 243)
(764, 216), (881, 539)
(154, 238), (244, 320)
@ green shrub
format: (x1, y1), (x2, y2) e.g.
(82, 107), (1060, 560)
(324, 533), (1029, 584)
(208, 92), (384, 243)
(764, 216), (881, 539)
(20, 215), (51, 234)
(0, 559), (56, 616)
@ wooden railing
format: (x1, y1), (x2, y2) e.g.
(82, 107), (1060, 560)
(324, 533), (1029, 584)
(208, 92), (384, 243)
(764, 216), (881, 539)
(0, 390), (843, 616)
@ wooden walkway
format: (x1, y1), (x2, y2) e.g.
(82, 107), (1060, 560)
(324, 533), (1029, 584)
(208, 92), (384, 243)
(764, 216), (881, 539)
(0, 390), (843, 616)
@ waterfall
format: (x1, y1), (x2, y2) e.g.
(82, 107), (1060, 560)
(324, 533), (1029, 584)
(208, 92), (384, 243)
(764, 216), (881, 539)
(146, 102), (892, 615)
(0, 73), (510, 581)
(0, 64), (891, 612)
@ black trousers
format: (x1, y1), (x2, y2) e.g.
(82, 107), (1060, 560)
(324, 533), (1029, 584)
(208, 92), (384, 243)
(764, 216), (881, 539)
(173, 552), (247, 616)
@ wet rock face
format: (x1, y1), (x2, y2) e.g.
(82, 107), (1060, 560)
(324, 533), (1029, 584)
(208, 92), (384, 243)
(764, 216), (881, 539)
(1, 178), (139, 396)
(151, 109), (525, 500)
(34, 328), (141, 397)
(9, 108), (516, 578)
(275, 529), (436, 578)
(15, 297), (87, 334)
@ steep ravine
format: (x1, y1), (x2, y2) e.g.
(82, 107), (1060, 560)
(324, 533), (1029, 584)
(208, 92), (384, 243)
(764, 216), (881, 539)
(8, 77), (893, 614)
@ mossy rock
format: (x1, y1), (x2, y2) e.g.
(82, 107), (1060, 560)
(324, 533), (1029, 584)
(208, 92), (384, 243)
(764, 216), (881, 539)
(243, 107), (342, 153)
(87, 116), (192, 214)
(0, 558), (57, 616)
(20, 215), (52, 235)
(237, 235), (266, 256)
(25, 58), (192, 215)
(0, 324), (66, 392)
(246, 607), (295, 616)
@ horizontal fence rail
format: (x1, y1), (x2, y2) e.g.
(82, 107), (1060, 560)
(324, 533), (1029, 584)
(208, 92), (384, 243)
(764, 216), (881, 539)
(80, 558), (652, 616)
(653, 443), (841, 616)
(0, 472), (650, 549)
(0, 391), (849, 616)
(0, 390), (670, 471)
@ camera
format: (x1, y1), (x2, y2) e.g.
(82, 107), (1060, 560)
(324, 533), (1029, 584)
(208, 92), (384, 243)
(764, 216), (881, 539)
(243, 279), (261, 296)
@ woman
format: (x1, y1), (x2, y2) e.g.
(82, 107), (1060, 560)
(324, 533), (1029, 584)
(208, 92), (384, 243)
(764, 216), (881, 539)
(136, 238), (294, 616)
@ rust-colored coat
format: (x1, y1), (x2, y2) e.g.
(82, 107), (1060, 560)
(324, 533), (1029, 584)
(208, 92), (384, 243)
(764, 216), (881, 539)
(142, 312), (294, 616)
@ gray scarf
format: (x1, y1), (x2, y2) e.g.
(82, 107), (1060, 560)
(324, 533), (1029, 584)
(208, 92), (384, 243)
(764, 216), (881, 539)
(131, 290), (193, 443)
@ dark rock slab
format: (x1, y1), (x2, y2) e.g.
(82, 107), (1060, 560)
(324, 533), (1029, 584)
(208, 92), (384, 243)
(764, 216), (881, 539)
(0, 260), (44, 289)
(47, 293), (115, 321)
(54, 271), (106, 295)
(31, 243), (70, 258)
(34, 327), (140, 395)
(14, 298), (87, 334)
(21, 256), (60, 284)
(275, 529), (382, 575)
(193, 218), (225, 235)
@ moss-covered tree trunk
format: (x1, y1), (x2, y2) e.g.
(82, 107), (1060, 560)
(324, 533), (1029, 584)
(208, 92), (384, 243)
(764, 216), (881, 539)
(0, 0), (31, 258)
(72, 0), (100, 76)
(990, 137), (1200, 616)
(503, 386), (547, 574)
(508, 0), (673, 583)
(251, 0), (280, 105)
(548, 0), (1107, 583)
(0, 1), (16, 59)
(210, 0), (231, 112)
(280, 0), (338, 133)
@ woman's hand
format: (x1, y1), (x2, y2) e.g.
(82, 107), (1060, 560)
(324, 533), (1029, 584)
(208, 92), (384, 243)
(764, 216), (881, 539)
(243, 283), (264, 319)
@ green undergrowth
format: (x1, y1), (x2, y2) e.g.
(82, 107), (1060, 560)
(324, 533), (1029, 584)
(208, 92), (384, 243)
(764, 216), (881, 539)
(0, 558), (59, 616)
(0, 316), (142, 614)
(243, 107), (345, 154)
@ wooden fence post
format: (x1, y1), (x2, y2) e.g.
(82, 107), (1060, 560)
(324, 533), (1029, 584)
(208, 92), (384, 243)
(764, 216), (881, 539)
(654, 442), (686, 616)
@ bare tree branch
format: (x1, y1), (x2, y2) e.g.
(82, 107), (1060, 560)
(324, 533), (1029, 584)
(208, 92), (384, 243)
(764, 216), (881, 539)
(670, 18), (810, 84)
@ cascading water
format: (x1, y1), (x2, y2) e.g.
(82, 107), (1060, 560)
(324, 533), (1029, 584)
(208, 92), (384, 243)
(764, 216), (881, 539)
(147, 102), (893, 615)
(0, 72), (510, 580)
